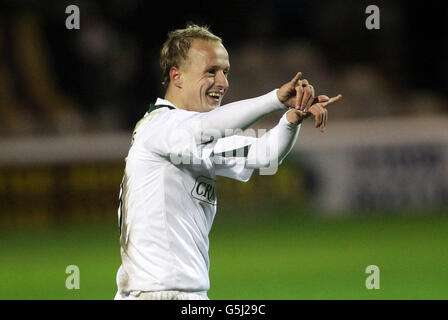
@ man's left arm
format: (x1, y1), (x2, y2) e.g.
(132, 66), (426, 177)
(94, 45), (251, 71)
(245, 94), (343, 169)
(245, 112), (300, 169)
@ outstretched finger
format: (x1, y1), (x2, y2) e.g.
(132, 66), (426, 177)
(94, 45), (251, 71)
(322, 94), (343, 108)
(290, 72), (302, 86)
(317, 95), (329, 103)
(311, 95), (329, 105)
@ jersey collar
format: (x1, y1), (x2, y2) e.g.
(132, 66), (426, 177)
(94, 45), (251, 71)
(147, 98), (177, 114)
(155, 98), (178, 109)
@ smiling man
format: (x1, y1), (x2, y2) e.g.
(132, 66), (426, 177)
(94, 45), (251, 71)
(114, 24), (341, 300)
(163, 32), (230, 112)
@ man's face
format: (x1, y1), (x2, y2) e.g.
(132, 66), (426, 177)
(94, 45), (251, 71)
(178, 39), (230, 112)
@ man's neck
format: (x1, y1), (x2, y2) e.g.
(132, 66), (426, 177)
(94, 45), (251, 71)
(164, 88), (188, 111)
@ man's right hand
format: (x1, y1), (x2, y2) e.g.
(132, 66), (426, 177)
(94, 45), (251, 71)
(277, 72), (316, 111)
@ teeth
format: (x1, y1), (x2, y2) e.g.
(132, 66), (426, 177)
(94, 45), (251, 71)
(208, 92), (221, 98)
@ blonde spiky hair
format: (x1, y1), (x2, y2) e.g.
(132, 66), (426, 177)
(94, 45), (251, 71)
(159, 23), (222, 88)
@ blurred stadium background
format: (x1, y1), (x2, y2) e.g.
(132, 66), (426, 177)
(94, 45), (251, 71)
(0, 0), (447, 299)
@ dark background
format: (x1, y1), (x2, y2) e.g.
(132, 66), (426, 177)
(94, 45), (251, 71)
(1, 0), (447, 300)
(0, 0), (446, 135)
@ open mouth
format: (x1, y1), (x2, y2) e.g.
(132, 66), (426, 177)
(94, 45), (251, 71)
(206, 91), (223, 105)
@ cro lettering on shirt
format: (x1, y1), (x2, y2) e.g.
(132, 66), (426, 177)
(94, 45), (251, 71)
(191, 176), (217, 205)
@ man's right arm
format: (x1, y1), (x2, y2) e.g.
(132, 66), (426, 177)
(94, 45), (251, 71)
(195, 89), (286, 141)
(194, 72), (317, 143)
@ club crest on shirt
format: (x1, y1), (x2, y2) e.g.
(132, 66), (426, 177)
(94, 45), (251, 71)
(191, 176), (217, 205)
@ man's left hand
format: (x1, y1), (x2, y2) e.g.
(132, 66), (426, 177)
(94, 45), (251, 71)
(286, 94), (343, 131)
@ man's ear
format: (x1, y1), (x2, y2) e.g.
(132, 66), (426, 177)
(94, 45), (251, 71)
(169, 67), (182, 88)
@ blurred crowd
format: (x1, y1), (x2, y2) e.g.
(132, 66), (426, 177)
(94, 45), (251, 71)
(0, 0), (446, 136)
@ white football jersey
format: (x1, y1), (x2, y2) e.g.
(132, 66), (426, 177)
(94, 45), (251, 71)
(116, 98), (257, 294)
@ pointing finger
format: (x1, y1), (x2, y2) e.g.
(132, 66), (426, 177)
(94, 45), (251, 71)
(317, 95), (329, 103)
(290, 72), (302, 86)
(322, 94), (343, 108)
(311, 95), (329, 105)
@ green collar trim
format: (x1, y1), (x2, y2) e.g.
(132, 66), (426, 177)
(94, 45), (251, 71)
(148, 103), (175, 113)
